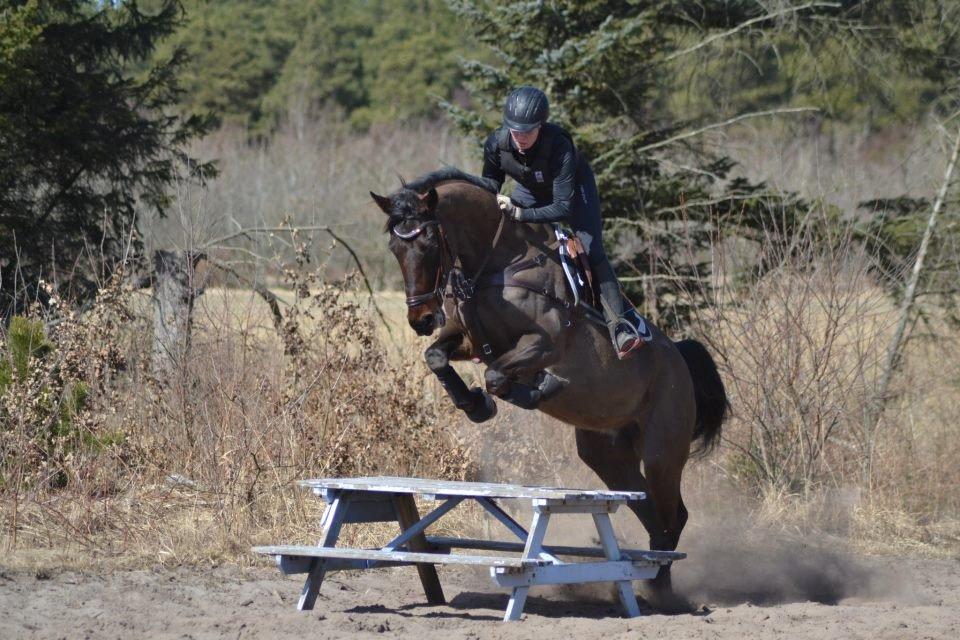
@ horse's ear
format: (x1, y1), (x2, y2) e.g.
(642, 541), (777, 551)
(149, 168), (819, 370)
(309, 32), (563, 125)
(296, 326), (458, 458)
(370, 191), (392, 215)
(419, 188), (438, 213)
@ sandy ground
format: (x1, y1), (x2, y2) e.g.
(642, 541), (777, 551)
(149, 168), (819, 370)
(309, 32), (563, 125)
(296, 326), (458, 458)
(1, 552), (957, 640)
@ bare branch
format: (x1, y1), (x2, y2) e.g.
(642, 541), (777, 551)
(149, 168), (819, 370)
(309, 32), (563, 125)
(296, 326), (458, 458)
(635, 108), (820, 155)
(201, 225), (399, 349)
(666, 2), (842, 62)
(202, 225), (334, 250)
(866, 123), (960, 463)
(205, 257), (285, 332)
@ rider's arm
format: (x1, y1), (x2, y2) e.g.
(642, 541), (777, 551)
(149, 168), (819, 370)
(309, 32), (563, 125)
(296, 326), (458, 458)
(516, 142), (576, 223)
(481, 132), (506, 193)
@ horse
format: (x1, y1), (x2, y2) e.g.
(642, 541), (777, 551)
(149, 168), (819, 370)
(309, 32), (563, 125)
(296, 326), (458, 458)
(370, 168), (729, 605)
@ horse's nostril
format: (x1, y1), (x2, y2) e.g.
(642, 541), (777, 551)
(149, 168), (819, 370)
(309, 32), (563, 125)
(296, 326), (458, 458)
(410, 315), (434, 334)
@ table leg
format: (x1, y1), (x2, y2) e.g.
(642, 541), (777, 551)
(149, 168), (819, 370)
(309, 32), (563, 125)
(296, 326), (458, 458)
(504, 510), (551, 621)
(298, 493), (348, 611)
(592, 512), (641, 617)
(392, 494), (445, 604)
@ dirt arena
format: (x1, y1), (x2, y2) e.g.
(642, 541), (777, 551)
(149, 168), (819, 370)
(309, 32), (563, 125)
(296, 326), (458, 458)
(2, 551), (956, 639)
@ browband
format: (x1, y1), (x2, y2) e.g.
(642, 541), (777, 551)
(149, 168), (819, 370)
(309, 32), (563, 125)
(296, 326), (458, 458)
(391, 219), (440, 240)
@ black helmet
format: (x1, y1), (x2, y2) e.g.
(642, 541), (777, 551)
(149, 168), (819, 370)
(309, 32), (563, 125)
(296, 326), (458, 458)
(503, 86), (549, 132)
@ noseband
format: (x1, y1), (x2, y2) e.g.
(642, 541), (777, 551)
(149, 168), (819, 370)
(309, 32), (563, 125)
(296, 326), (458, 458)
(392, 219), (447, 308)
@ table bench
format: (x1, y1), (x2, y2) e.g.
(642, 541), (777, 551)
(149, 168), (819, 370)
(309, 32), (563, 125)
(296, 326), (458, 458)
(253, 476), (684, 621)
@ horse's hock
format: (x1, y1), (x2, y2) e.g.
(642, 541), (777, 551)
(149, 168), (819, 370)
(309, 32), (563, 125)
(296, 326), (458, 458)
(254, 476), (685, 622)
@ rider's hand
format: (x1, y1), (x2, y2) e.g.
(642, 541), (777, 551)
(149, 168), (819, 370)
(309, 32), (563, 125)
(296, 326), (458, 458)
(497, 194), (523, 221)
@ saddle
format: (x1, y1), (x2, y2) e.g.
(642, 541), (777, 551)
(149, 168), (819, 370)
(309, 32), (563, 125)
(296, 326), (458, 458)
(553, 225), (599, 312)
(552, 225), (651, 344)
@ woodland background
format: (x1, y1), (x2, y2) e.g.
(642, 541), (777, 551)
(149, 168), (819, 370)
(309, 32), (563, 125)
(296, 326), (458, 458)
(1, 1), (958, 564)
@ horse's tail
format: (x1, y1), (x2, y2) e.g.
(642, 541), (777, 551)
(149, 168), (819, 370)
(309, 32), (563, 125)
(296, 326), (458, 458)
(674, 338), (729, 457)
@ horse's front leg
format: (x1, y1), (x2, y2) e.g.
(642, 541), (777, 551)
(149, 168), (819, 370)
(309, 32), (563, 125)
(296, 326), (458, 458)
(424, 328), (497, 423)
(484, 332), (566, 410)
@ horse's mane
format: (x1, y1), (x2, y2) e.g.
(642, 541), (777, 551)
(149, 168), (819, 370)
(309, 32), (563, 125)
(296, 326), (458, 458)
(382, 167), (497, 233)
(403, 167), (498, 195)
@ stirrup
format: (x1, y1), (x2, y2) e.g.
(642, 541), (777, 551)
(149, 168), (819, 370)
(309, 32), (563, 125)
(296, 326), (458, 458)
(626, 308), (653, 342)
(613, 320), (644, 360)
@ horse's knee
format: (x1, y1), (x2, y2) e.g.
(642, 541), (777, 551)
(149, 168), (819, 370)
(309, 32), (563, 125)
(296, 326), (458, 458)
(484, 368), (510, 396)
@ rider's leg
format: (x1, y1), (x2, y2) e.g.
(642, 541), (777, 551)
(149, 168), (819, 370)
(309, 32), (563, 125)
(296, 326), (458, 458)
(570, 161), (646, 358)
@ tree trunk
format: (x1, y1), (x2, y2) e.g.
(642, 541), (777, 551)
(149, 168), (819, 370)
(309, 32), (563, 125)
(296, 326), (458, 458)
(151, 249), (204, 375)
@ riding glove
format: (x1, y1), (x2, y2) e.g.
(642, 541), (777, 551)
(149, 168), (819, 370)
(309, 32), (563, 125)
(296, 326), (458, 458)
(496, 194), (523, 221)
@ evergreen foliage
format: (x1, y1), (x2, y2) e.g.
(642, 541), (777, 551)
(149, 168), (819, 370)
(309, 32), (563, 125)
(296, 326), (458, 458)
(444, 1), (960, 324)
(0, 316), (90, 488)
(159, 0), (477, 130)
(444, 1), (821, 323)
(0, 0), (211, 312)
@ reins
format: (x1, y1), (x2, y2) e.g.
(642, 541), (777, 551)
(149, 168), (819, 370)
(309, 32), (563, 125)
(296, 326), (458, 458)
(394, 204), (566, 361)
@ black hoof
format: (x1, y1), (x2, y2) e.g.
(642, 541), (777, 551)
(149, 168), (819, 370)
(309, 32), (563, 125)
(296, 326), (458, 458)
(465, 387), (497, 423)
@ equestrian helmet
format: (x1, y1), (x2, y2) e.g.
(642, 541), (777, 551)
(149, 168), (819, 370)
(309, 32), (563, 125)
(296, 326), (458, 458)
(503, 86), (549, 132)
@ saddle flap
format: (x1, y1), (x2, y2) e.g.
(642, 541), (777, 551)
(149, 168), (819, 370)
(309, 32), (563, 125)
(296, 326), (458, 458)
(553, 225), (598, 310)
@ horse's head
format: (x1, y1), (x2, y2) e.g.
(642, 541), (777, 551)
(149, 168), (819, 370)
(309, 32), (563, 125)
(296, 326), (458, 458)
(370, 187), (445, 336)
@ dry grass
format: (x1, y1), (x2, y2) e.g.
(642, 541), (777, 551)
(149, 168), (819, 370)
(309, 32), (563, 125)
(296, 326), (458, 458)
(3, 116), (959, 570)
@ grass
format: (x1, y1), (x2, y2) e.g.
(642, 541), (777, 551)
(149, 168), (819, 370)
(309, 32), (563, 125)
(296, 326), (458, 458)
(3, 116), (959, 571)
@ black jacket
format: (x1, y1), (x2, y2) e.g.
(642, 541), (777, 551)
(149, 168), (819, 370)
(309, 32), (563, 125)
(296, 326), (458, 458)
(481, 123), (578, 223)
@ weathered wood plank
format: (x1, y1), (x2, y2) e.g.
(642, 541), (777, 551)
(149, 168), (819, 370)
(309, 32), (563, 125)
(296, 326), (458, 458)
(392, 494), (446, 604)
(424, 536), (685, 564)
(299, 476), (645, 502)
(297, 495), (347, 611)
(253, 545), (544, 568)
(278, 555), (427, 574)
(491, 560), (661, 587)
(592, 511), (642, 618)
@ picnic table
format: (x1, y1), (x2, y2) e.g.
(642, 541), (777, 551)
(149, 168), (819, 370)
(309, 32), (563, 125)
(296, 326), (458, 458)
(254, 476), (685, 621)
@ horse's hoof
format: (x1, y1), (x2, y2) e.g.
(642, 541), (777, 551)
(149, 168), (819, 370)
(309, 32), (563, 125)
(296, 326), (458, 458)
(465, 387), (497, 423)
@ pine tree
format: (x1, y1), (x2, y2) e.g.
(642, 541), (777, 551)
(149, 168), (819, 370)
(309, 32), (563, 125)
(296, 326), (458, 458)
(0, 0), (211, 314)
(442, 1), (893, 324)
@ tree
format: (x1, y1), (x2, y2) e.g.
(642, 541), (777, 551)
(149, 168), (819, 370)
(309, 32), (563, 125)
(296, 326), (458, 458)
(442, 1), (942, 326)
(0, 0), (211, 316)
(158, 0), (477, 131)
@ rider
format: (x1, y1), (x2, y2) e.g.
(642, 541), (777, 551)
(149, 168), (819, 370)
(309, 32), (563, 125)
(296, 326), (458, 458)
(482, 85), (651, 360)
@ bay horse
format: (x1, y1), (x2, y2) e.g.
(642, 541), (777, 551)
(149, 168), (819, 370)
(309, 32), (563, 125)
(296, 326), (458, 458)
(370, 168), (729, 604)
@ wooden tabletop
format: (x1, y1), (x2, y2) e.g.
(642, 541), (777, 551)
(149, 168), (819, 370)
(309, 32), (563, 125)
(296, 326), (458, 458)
(299, 476), (646, 502)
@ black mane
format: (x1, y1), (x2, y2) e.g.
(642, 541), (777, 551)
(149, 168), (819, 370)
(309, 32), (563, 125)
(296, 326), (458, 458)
(403, 167), (498, 195)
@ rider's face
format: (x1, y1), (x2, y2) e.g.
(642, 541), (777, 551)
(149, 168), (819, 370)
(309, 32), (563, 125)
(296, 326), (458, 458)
(510, 126), (541, 153)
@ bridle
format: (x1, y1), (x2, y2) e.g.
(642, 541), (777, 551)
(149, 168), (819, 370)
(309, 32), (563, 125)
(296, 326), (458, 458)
(391, 219), (448, 308)
(391, 212), (507, 309)
(391, 204), (559, 361)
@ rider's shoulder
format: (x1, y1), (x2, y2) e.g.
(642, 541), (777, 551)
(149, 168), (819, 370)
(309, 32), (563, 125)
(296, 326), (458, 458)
(541, 123), (576, 159)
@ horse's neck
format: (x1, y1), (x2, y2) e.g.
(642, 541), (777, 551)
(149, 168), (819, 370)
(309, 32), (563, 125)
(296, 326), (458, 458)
(441, 209), (529, 272)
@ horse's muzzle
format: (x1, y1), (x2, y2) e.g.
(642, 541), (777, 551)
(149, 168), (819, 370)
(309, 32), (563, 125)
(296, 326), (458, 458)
(410, 314), (436, 336)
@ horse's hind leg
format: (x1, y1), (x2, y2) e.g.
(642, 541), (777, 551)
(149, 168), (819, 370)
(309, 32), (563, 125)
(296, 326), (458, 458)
(574, 427), (666, 550)
(576, 423), (692, 610)
(637, 398), (695, 607)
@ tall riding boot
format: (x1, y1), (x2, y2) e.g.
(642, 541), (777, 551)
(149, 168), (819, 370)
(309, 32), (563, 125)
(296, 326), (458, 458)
(597, 273), (644, 360)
